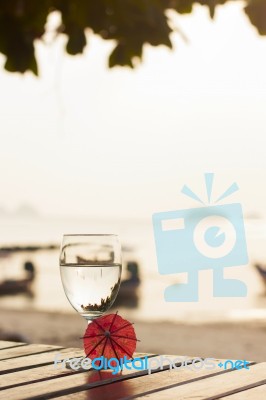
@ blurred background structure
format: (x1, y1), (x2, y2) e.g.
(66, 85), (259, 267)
(0, 0), (266, 360)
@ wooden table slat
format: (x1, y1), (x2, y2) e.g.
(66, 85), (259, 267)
(0, 341), (27, 351)
(218, 384), (266, 399)
(55, 359), (255, 400)
(0, 354), (176, 400)
(0, 344), (64, 361)
(0, 348), (83, 375)
(0, 340), (262, 400)
(56, 361), (234, 400)
(132, 362), (266, 400)
(0, 350), (85, 390)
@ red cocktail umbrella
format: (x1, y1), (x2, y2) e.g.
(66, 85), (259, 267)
(83, 313), (138, 363)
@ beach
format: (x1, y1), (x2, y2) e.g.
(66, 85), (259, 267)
(1, 308), (266, 362)
(1, 218), (266, 365)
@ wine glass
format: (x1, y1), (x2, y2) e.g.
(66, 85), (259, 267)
(60, 234), (122, 323)
(59, 234), (122, 370)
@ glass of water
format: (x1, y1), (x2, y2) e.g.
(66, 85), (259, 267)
(60, 234), (122, 323)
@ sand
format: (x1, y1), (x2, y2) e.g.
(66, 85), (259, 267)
(1, 308), (266, 362)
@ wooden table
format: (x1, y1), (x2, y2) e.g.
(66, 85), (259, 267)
(0, 340), (265, 399)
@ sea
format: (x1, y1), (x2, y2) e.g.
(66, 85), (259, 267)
(0, 215), (266, 323)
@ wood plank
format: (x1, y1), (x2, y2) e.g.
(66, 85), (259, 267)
(0, 350), (152, 375)
(0, 350), (85, 390)
(0, 352), (155, 391)
(0, 348), (80, 374)
(218, 384), (266, 399)
(0, 364), (81, 391)
(0, 341), (27, 350)
(133, 362), (266, 400)
(0, 344), (63, 361)
(0, 354), (180, 400)
(58, 359), (250, 400)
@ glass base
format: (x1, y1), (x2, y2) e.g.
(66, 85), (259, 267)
(81, 312), (104, 322)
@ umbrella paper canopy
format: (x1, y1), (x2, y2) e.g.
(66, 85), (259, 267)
(83, 313), (137, 362)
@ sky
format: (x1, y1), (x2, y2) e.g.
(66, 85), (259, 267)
(0, 2), (266, 220)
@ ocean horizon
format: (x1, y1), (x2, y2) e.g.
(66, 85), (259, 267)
(0, 215), (266, 323)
